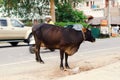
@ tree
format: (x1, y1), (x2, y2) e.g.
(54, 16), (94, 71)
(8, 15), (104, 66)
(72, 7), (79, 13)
(18, 0), (33, 19)
(55, 0), (84, 7)
(50, 0), (55, 22)
(2, 0), (49, 20)
(0, 0), (3, 4)
(2, 0), (85, 21)
(3, 0), (15, 16)
(56, 2), (86, 23)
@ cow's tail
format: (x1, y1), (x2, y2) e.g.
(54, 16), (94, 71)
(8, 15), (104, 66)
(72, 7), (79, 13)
(32, 30), (37, 44)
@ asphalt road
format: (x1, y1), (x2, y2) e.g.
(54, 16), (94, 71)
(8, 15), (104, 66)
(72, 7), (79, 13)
(0, 38), (120, 80)
(0, 37), (120, 65)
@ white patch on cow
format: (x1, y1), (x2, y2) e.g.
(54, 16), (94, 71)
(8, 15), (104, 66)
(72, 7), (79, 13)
(65, 47), (78, 56)
(72, 24), (83, 31)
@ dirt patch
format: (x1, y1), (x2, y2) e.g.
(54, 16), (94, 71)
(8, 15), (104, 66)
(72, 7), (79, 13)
(0, 53), (120, 80)
(50, 53), (120, 79)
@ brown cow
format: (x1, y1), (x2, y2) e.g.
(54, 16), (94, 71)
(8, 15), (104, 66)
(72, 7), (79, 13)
(32, 23), (95, 70)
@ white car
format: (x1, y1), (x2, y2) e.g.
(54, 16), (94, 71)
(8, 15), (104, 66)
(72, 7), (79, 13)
(0, 17), (32, 46)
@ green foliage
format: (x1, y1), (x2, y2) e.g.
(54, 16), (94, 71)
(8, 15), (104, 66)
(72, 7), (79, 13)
(55, 22), (75, 27)
(56, 3), (86, 23)
(56, 3), (73, 22)
(0, 0), (3, 4)
(55, 0), (84, 6)
(24, 21), (32, 26)
(72, 10), (86, 22)
(2, 0), (34, 19)
(55, 21), (90, 29)
(2, 0), (86, 23)
(3, 0), (20, 16)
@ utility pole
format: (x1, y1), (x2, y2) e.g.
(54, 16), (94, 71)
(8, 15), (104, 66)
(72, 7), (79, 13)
(107, 0), (111, 37)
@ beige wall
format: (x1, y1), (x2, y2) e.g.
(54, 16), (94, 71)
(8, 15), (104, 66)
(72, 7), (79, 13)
(84, 0), (120, 8)
(104, 7), (120, 17)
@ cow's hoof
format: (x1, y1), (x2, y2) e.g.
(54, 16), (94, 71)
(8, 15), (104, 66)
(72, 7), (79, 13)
(66, 66), (70, 69)
(65, 64), (70, 69)
(36, 61), (44, 64)
(60, 67), (64, 70)
(40, 61), (44, 64)
(36, 58), (44, 64)
(36, 58), (40, 62)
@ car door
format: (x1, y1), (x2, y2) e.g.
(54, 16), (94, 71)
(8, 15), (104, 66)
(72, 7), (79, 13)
(10, 19), (28, 39)
(0, 19), (12, 40)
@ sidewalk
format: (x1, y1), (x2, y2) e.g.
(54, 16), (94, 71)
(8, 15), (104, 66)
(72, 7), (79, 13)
(57, 61), (120, 80)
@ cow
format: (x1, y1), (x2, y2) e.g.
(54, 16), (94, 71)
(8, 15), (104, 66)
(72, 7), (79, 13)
(32, 23), (95, 70)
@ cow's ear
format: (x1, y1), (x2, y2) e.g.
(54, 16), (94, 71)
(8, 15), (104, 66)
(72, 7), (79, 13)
(82, 28), (86, 32)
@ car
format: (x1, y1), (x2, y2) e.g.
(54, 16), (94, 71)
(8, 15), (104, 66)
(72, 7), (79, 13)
(0, 17), (32, 46)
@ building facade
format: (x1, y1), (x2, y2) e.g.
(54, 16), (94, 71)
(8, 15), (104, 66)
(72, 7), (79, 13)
(76, 0), (120, 37)
(76, 0), (120, 17)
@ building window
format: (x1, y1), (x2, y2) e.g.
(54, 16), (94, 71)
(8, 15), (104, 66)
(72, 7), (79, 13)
(86, 1), (89, 7)
(90, 1), (92, 8)
(112, 1), (115, 7)
(105, 0), (108, 7)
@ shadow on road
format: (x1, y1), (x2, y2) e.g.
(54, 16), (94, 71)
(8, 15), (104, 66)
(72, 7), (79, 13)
(0, 44), (29, 48)
(40, 50), (57, 54)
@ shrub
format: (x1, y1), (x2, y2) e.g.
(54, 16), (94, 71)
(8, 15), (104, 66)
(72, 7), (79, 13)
(55, 22), (75, 27)
(56, 3), (86, 23)
(55, 2), (90, 28)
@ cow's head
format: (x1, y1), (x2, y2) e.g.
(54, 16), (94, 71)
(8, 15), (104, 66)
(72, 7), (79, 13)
(83, 28), (95, 42)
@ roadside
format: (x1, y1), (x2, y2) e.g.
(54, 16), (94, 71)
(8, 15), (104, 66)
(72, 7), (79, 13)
(0, 46), (120, 80)
(57, 61), (120, 80)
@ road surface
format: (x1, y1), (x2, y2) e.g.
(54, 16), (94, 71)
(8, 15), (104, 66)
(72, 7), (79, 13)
(0, 38), (120, 80)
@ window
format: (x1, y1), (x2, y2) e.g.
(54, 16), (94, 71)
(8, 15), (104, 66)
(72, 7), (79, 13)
(0, 19), (7, 26)
(86, 1), (89, 7)
(11, 19), (23, 27)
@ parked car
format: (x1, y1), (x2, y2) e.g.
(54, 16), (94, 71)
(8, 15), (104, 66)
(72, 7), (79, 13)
(0, 17), (32, 46)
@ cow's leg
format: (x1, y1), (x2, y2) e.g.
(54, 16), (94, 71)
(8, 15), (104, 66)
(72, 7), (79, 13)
(35, 43), (44, 63)
(60, 50), (64, 70)
(65, 53), (70, 69)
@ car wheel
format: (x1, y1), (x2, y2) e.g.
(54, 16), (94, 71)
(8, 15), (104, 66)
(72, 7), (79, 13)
(27, 34), (33, 45)
(10, 42), (18, 46)
(29, 44), (35, 54)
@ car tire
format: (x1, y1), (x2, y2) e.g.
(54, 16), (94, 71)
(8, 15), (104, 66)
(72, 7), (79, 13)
(27, 34), (33, 45)
(29, 44), (35, 54)
(10, 42), (18, 46)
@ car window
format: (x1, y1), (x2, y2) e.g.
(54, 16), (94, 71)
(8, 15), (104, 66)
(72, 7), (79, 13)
(0, 19), (7, 27)
(11, 19), (23, 27)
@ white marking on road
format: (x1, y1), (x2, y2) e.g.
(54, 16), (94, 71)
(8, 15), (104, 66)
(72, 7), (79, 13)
(81, 46), (120, 54)
(0, 47), (120, 67)
(0, 60), (34, 67)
